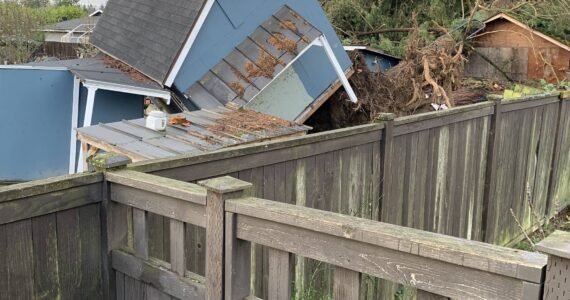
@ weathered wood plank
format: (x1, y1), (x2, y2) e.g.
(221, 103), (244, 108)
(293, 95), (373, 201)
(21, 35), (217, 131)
(0, 183), (101, 225)
(226, 198), (546, 282)
(116, 271), (125, 300)
(129, 124), (384, 175)
(482, 100), (502, 244)
(267, 248), (291, 300)
(112, 250), (205, 300)
(110, 184), (206, 227)
(225, 212), (251, 300)
(79, 204), (103, 297)
(31, 213), (61, 299)
(333, 267), (360, 300)
(0, 224), (7, 300)
(57, 208), (82, 299)
(0, 172), (103, 203)
(133, 208), (149, 260)
(6, 219), (34, 299)
(170, 219), (186, 276)
(501, 95), (560, 113)
(234, 214), (532, 300)
(106, 170), (207, 205)
(394, 105), (494, 136)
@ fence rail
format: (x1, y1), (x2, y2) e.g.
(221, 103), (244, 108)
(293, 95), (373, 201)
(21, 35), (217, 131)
(225, 196), (547, 300)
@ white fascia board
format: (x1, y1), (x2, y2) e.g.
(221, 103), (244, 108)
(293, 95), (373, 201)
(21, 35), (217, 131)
(83, 80), (171, 104)
(0, 65), (68, 71)
(163, 0), (216, 87)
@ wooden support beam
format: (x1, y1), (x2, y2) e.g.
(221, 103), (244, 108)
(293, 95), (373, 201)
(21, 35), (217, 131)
(133, 208), (148, 260)
(377, 113), (395, 222)
(225, 212), (251, 300)
(482, 99), (502, 243)
(267, 248), (291, 300)
(333, 267), (360, 300)
(170, 219), (186, 276)
(199, 176), (252, 300)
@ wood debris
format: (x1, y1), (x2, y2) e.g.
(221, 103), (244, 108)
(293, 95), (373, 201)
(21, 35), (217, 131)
(209, 108), (295, 135)
(268, 33), (298, 54)
(168, 115), (191, 127)
(103, 55), (153, 83)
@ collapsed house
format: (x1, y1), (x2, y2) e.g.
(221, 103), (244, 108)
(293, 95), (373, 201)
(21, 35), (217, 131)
(0, 0), (357, 182)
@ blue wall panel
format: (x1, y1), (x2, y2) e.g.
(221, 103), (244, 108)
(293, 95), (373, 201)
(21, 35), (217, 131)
(174, 0), (350, 96)
(78, 87), (144, 125)
(0, 69), (73, 181)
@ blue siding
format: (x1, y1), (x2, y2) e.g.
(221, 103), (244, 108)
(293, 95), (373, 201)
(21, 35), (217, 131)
(174, 0), (351, 97)
(78, 87), (144, 125)
(362, 52), (401, 72)
(0, 69), (74, 181)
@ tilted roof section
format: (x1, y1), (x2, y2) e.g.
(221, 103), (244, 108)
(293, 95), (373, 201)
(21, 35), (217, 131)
(90, 0), (207, 84)
(77, 107), (311, 162)
(185, 6), (321, 111)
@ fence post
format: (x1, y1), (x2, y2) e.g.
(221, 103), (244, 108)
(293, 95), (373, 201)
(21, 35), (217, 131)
(376, 113), (395, 222)
(199, 176), (252, 300)
(93, 153), (132, 300)
(482, 97), (502, 244)
(536, 231), (570, 300)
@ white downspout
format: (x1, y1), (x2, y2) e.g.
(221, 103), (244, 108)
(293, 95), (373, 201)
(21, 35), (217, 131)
(68, 77), (80, 174)
(77, 86), (98, 173)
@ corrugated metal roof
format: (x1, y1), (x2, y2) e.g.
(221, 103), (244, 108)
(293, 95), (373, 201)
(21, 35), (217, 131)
(185, 6), (322, 111)
(90, 0), (207, 83)
(28, 57), (166, 93)
(76, 106), (310, 161)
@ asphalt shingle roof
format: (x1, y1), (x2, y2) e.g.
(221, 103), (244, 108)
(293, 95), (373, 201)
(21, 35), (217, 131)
(90, 0), (207, 84)
(29, 57), (166, 92)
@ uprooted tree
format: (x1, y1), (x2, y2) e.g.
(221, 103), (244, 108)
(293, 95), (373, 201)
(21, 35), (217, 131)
(308, 0), (569, 130)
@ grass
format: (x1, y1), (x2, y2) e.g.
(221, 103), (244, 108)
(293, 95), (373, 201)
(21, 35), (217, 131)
(513, 206), (570, 251)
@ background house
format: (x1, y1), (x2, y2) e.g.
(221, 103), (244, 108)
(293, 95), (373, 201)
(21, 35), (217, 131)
(41, 10), (101, 44)
(465, 13), (570, 83)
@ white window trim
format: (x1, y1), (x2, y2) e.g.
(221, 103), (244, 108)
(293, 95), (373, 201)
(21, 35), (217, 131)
(164, 0), (216, 87)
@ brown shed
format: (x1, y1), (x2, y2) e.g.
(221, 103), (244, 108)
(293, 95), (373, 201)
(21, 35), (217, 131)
(465, 13), (570, 83)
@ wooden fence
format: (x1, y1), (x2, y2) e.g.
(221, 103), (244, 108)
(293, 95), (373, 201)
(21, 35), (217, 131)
(1, 93), (569, 299)
(225, 195), (547, 300)
(128, 93), (570, 298)
(2, 160), (569, 299)
(0, 173), (104, 299)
